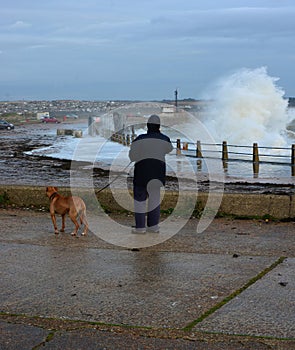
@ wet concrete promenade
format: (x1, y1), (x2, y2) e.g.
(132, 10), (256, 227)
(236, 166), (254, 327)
(0, 208), (294, 349)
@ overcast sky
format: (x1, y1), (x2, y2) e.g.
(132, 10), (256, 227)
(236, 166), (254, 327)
(0, 0), (294, 101)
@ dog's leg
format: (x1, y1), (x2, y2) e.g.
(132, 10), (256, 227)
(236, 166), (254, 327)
(61, 214), (66, 232)
(50, 213), (59, 235)
(80, 210), (88, 236)
(69, 211), (80, 236)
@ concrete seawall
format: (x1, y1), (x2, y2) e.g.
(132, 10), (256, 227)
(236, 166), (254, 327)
(0, 185), (294, 219)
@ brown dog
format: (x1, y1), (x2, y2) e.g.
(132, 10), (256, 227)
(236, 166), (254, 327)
(46, 187), (88, 236)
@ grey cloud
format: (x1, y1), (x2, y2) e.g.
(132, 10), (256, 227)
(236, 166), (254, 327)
(9, 20), (32, 30)
(1, 0), (295, 100)
(147, 7), (295, 41)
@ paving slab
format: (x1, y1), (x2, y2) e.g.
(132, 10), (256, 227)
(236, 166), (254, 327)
(0, 320), (48, 350)
(40, 328), (273, 350)
(1, 208), (295, 348)
(1, 209), (294, 257)
(0, 319), (277, 350)
(0, 242), (275, 329)
(195, 258), (295, 339)
(42, 328), (207, 350)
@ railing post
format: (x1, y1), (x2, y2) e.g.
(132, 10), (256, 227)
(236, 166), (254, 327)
(183, 142), (188, 150)
(196, 140), (202, 158)
(253, 162), (259, 178)
(176, 138), (181, 155)
(253, 142), (259, 163)
(292, 145), (295, 177)
(222, 141), (228, 161)
(126, 134), (131, 146)
(197, 159), (202, 171)
(291, 144), (295, 165)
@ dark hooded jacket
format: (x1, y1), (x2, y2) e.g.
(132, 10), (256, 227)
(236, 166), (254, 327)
(129, 126), (173, 187)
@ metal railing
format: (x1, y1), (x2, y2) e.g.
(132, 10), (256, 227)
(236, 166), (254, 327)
(173, 139), (295, 176)
(98, 129), (295, 176)
(174, 139), (295, 164)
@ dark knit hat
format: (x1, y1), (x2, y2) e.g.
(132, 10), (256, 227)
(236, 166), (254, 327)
(147, 114), (160, 125)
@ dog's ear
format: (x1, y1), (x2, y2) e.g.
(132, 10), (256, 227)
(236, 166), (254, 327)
(54, 187), (58, 191)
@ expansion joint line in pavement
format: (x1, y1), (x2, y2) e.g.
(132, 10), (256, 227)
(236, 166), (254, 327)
(32, 332), (55, 350)
(182, 256), (287, 331)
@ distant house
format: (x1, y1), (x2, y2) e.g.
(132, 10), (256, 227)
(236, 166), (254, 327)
(36, 112), (50, 120)
(161, 106), (175, 114)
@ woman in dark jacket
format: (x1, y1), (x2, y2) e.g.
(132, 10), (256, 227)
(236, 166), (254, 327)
(129, 115), (173, 233)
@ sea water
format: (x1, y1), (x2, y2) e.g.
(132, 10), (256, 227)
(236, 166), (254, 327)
(27, 67), (295, 179)
(203, 66), (293, 147)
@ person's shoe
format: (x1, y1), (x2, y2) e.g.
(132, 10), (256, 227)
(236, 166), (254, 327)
(131, 228), (146, 234)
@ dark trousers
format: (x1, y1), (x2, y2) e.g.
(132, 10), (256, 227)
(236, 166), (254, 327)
(133, 184), (161, 229)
